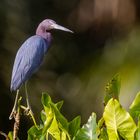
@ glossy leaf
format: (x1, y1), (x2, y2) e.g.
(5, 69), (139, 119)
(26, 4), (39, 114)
(41, 92), (52, 107)
(98, 117), (104, 130)
(104, 74), (121, 105)
(68, 116), (81, 138)
(41, 93), (53, 132)
(42, 93), (70, 139)
(103, 98), (137, 140)
(129, 91), (140, 118)
(28, 126), (44, 140)
(74, 113), (98, 140)
(48, 115), (61, 140)
(50, 102), (69, 131)
(55, 101), (63, 110)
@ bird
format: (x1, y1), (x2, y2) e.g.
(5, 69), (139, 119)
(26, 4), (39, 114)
(9, 19), (73, 120)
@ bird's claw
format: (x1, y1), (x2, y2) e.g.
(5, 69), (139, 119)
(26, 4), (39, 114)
(24, 107), (34, 117)
(24, 107), (30, 115)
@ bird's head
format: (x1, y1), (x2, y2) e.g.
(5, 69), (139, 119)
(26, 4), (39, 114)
(36, 19), (73, 36)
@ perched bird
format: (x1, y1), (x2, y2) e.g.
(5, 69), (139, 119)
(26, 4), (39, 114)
(9, 19), (73, 119)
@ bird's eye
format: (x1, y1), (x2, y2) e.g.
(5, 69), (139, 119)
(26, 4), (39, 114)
(46, 28), (50, 32)
(46, 25), (53, 32)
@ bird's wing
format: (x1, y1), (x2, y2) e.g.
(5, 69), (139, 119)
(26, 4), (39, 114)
(11, 35), (48, 91)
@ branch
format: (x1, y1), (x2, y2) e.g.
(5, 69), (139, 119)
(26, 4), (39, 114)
(13, 97), (22, 140)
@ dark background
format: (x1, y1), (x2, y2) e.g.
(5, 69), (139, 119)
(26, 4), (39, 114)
(1, 0), (140, 139)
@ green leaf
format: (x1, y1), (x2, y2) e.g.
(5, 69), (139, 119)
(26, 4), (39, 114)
(98, 118), (108, 140)
(27, 126), (44, 140)
(61, 131), (67, 140)
(98, 128), (108, 140)
(40, 110), (46, 125)
(74, 113), (98, 140)
(55, 101), (64, 110)
(134, 115), (140, 140)
(138, 115), (140, 140)
(8, 131), (20, 140)
(8, 131), (13, 140)
(103, 98), (137, 140)
(98, 117), (104, 129)
(42, 106), (53, 135)
(50, 102), (69, 131)
(130, 91), (140, 139)
(48, 115), (61, 140)
(50, 103), (70, 139)
(41, 93), (56, 134)
(129, 91), (140, 118)
(98, 117), (108, 140)
(104, 74), (121, 105)
(41, 93), (68, 131)
(41, 92), (52, 107)
(41, 93), (70, 139)
(68, 116), (81, 138)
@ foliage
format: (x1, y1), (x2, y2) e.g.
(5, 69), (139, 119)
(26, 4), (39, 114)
(103, 99), (136, 140)
(104, 74), (121, 105)
(7, 74), (140, 139)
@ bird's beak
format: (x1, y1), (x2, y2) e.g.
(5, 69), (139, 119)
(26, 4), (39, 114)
(51, 23), (73, 33)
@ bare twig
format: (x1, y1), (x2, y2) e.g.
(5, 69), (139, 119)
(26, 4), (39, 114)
(13, 97), (22, 140)
(13, 112), (20, 140)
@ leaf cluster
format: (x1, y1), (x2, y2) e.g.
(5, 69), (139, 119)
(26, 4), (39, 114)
(8, 74), (140, 140)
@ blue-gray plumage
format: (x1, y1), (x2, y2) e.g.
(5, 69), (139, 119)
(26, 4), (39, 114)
(11, 35), (49, 91)
(9, 19), (73, 120)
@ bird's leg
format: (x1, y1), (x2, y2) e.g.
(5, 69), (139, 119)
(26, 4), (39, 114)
(9, 89), (19, 120)
(25, 82), (33, 115)
(24, 82), (38, 128)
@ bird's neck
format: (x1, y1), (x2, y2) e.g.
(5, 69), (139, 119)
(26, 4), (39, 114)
(36, 24), (52, 44)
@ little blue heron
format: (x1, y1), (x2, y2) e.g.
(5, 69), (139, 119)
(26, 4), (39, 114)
(9, 19), (73, 119)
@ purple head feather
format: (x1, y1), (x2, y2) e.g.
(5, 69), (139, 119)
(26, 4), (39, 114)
(36, 19), (73, 43)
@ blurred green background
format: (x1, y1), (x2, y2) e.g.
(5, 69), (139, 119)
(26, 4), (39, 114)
(1, 0), (140, 139)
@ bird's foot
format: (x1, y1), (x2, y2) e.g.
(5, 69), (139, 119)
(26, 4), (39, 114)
(24, 107), (30, 115)
(24, 107), (34, 116)
(20, 105), (38, 128)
